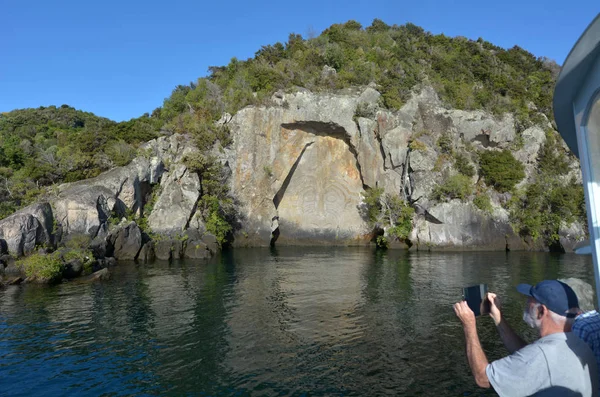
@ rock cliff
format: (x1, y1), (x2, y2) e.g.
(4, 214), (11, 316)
(0, 85), (586, 275)
(222, 85), (584, 250)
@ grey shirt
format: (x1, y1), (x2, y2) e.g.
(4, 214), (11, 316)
(486, 332), (599, 397)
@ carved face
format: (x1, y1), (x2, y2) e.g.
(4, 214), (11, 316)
(277, 137), (364, 232)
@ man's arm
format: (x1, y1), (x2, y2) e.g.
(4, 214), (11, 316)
(454, 301), (491, 388)
(487, 293), (527, 354)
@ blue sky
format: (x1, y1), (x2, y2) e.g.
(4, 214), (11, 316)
(1, 0), (598, 121)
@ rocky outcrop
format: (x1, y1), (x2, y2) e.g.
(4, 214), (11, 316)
(147, 164), (201, 236)
(0, 203), (55, 257)
(411, 202), (527, 251)
(223, 85), (582, 250)
(107, 222), (142, 260)
(52, 185), (115, 237)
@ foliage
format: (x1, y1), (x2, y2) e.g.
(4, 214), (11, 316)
(473, 193), (493, 213)
(384, 195), (415, 241)
(409, 139), (427, 152)
(18, 252), (64, 282)
(64, 233), (92, 250)
(61, 248), (95, 275)
(0, 106), (159, 219)
(479, 150), (525, 192)
(432, 174), (474, 202)
(509, 132), (585, 245)
(454, 153), (476, 177)
(362, 187), (384, 225)
(183, 151), (236, 245)
(437, 134), (453, 154)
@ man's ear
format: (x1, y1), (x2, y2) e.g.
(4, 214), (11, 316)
(538, 304), (546, 319)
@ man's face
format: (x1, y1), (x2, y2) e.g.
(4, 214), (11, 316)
(523, 297), (541, 329)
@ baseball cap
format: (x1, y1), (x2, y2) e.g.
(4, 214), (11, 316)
(517, 280), (579, 318)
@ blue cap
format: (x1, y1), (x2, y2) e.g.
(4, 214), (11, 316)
(517, 280), (579, 317)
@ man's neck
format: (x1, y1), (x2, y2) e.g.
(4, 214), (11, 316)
(539, 323), (568, 338)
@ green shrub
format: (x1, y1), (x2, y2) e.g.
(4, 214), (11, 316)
(62, 248), (95, 275)
(409, 139), (427, 152)
(362, 187), (383, 224)
(479, 150), (525, 192)
(64, 233), (91, 250)
(437, 134), (453, 154)
(105, 140), (137, 167)
(510, 149), (585, 245)
(432, 174), (473, 202)
(385, 195), (415, 240)
(376, 235), (389, 249)
(454, 153), (476, 177)
(18, 252), (64, 283)
(473, 193), (493, 213)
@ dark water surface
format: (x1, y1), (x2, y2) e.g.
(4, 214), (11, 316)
(0, 248), (595, 396)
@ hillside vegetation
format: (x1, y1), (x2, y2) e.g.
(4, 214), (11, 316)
(0, 19), (580, 248)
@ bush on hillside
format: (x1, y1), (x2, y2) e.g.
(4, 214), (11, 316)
(432, 174), (474, 202)
(479, 150), (525, 192)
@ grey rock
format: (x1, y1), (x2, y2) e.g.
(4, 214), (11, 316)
(137, 241), (156, 263)
(90, 235), (109, 259)
(0, 203), (55, 257)
(105, 257), (117, 267)
(63, 259), (83, 279)
(147, 165), (201, 235)
(201, 233), (219, 254)
(86, 268), (110, 282)
(184, 240), (210, 259)
(154, 239), (183, 261)
(558, 222), (586, 253)
(52, 185), (115, 236)
(411, 202), (527, 251)
(108, 222), (142, 260)
(381, 125), (411, 170)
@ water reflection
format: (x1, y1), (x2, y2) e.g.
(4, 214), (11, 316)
(0, 249), (595, 396)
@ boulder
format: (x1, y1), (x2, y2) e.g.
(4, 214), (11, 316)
(184, 240), (210, 259)
(63, 259), (83, 279)
(201, 233), (219, 254)
(154, 239), (183, 261)
(108, 222), (142, 260)
(52, 185), (115, 236)
(85, 268), (110, 282)
(57, 154), (165, 217)
(411, 202), (528, 251)
(147, 165), (201, 235)
(0, 203), (55, 257)
(137, 241), (156, 263)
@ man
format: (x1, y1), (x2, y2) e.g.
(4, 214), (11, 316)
(454, 280), (599, 396)
(560, 277), (600, 385)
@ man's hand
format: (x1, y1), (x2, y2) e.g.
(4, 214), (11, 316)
(486, 292), (502, 326)
(454, 300), (476, 328)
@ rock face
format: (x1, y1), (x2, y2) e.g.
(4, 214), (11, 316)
(411, 202), (527, 251)
(223, 86), (581, 250)
(107, 222), (142, 260)
(0, 203), (55, 257)
(147, 164), (201, 236)
(52, 185), (115, 237)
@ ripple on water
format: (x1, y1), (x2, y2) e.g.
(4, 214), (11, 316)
(0, 249), (594, 396)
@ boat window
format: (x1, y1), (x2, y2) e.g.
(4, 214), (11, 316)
(586, 93), (600, 182)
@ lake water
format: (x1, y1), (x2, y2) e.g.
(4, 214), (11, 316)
(0, 248), (595, 396)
